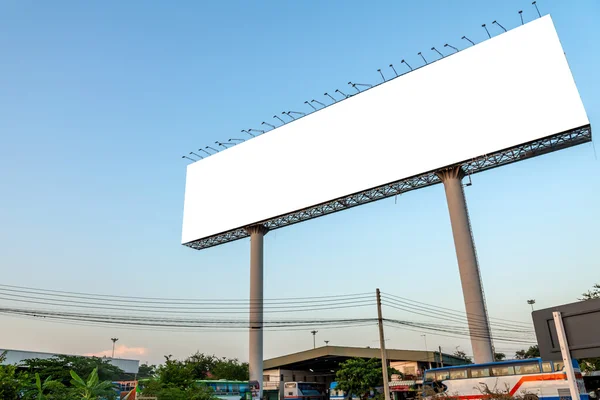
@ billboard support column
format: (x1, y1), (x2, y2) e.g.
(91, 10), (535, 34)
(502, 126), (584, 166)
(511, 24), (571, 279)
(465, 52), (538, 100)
(436, 167), (494, 364)
(246, 224), (269, 399)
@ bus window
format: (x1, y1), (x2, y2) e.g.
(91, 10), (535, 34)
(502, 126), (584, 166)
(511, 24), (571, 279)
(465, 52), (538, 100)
(436, 371), (450, 381)
(554, 361), (565, 371)
(542, 362), (552, 373)
(449, 369), (467, 380)
(470, 367), (491, 378)
(491, 366), (515, 376)
(514, 362), (541, 375)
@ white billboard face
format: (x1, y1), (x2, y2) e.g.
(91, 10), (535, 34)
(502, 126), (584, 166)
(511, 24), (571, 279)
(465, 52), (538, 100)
(182, 15), (588, 245)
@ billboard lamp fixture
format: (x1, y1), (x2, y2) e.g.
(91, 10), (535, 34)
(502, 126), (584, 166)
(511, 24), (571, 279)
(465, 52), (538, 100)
(431, 47), (444, 58)
(532, 1), (541, 18)
(288, 111), (306, 116)
(304, 101), (317, 111)
(335, 89), (349, 98)
(482, 24), (491, 39)
(273, 115), (286, 124)
(229, 138), (245, 142)
(311, 99), (326, 108)
(262, 121), (276, 129)
(241, 129), (255, 137)
(190, 151), (203, 159)
(282, 111), (295, 120)
(462, 36), (475, 46)
(389, 64), (398, 76)
(378, 69), (386, 82)
(492, 20), (507, 32)
(182, 155), (196, 162)
(348, 82), (360, 93)
(198, 148), (211, 156)
(444, 43), (459, 53)
(324, 92), (337, 102)
(249, 128), (265, 133)
(418, 52), (428, 64)
(205, 146), (219, 153)
(216, 141), (233, 149)
(354, 83), (373, 88)
(401, 59), (413, 71)
(464, 174), (473, 187)
(519, 10), (524, 25)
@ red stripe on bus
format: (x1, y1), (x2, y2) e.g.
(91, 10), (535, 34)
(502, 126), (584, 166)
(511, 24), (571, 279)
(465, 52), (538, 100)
(508, 374), (565, 396)
(446, 373), (567, 400)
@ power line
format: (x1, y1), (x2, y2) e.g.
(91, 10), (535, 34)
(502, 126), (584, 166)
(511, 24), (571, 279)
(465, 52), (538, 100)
(0, 284), (371, 304)
(381, 300), (534, 334)
(0, 290), (374, 310)
(382, 292), (531, 328)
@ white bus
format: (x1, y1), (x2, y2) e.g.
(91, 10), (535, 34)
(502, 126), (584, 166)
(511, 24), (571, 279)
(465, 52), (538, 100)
(422, 358), (588, 400)
(283, 382), (326, 400)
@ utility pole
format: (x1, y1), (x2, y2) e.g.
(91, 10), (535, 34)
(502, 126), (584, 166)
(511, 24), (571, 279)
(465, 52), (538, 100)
(438, 346), (444, 367)
(311, 331), (318, 349)
(111, 338), (119, 358)
(376, 289), (391, 400)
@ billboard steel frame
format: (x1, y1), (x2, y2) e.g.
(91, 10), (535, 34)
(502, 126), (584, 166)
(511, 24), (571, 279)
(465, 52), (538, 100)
(184, 124), (591, 250)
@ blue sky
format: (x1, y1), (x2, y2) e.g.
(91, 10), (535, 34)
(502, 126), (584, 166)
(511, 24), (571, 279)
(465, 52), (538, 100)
(0, 0), (598, 365)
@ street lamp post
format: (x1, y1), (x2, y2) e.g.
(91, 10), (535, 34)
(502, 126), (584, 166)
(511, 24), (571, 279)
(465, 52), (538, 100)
(311, 331), (318, 349)
(111, 338), (119, 358)
(527, 299), (536, 311)
(421, 334), (432, 369)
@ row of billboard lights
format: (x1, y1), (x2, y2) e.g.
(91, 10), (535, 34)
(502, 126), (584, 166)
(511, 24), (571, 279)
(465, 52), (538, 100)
(182, 2), (543, 163)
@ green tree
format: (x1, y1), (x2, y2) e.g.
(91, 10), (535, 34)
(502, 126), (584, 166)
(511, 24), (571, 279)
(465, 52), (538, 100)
(334, 358), (391, 400)
(157, 356), (194, 390)
(494, 352), (506, 361)
(69, 368), (117, 400)
(514, 345), (540, 359)
(452, 348), (473, 364)
(23, 356), (124, 386)
(137, 363), (156, 379)
(579, 283), (600, 301)
(0, 354), (28, 400)
(211, 357), (249, 381)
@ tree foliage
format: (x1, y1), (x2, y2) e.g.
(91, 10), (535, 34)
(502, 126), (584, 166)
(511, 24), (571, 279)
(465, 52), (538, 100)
(21, 355), (124, 386)
(514, 345), (540, 359)
(579, 283), (600, 301)
(334, 358), (399, 400)
(70, 367), (117, 400)
(137, 363), (156, 379)
(0, 352), (27, 400)
(494, 352), (506, 361)
(452, 348), (472, 364)
(144, 352), (245, 398)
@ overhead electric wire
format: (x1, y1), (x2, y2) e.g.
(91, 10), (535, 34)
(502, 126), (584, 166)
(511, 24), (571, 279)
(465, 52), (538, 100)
(382, 302), (535, 343)
(0, 295), (374, 314)
(383, 320), (535, 345)
(0, 284), (371, 304)
(0, 290), (374, 310)
(381, 300), (534, 335)
(382, 292), (531, 327)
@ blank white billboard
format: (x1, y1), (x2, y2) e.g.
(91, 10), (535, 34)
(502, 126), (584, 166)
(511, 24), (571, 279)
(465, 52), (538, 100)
(182, 15), (588, 245)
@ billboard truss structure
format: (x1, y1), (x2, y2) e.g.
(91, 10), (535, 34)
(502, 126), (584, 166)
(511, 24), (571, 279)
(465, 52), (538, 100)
(184, 124), (591, 250)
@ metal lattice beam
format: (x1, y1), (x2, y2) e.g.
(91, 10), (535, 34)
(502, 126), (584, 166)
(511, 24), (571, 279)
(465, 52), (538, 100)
(184, 125), (591, 250)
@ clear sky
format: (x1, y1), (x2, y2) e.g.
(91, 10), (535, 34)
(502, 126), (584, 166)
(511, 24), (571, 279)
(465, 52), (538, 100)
(0, 0), (598, 366)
